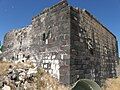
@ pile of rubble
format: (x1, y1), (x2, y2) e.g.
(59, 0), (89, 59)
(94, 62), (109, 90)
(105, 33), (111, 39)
(0, 62), (37, 90)
(0, 61), (70, 90)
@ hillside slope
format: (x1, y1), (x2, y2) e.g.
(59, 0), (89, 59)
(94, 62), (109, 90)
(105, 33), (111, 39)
(0, 61), (120, 90)
(0, 61), (70, 90)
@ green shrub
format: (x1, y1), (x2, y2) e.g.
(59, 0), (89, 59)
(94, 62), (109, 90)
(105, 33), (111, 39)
(0, 45), (3, 52)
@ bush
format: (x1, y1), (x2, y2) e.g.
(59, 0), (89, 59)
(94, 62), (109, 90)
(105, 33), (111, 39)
(0, 45), (3, 52)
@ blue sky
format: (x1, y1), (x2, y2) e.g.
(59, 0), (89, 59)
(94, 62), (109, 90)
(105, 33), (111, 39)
(0, 0), (120, 56)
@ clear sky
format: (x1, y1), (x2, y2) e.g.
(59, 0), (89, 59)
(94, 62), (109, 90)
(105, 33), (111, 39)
(0, 0), (120, 56)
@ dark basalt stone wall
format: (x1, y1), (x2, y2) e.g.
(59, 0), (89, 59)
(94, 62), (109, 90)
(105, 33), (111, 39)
(0, 0), (119, 86)
(70, 7), (119, 86)
(30, 1), (71, 84)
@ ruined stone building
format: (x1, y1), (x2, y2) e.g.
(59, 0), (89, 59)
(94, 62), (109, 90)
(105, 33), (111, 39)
(0, 0), (119, 86)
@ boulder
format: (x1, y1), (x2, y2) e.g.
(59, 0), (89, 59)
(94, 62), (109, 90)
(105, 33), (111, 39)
(2, 85), (11, 90)
(27, 67), (37, 77)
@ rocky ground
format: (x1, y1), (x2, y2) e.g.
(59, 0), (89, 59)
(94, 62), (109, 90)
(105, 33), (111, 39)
(0, 61), (37, 90)
(0, 61), (70, 90)
(0, 61), (120, 90)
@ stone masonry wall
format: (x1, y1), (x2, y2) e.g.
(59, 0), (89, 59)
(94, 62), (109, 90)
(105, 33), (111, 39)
(69, 7), (119, 86)
(1, 0), (71, 84)
(0, 0), (119, 86)
(30, 1), (71, 84)
(1, 25), (32, 61)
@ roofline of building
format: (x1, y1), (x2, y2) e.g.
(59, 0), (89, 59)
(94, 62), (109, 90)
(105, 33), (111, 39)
(32, 0), (68, 20)
(82, 9), (117, 39)
(32, 0), (117, 40)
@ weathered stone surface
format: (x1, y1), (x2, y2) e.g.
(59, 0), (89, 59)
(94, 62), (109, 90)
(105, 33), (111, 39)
(2, 84), (11, 90)
(0, 63), (37, 90)
(0, 0), (119, 86)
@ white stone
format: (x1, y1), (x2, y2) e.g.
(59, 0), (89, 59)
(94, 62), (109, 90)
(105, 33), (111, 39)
(24, 81), (29, 90)
(0, 51), (2, 54)
(19, 72), (26, 81)
(42, 59), (60, 80)
(2, 85), (11, 90)
(46, 39), (48, 44)
(52, 55), (56, 59)
(27, 67), (37, 75)
(43, 64), (48, 69)
(2, 57), (7, 62)
(48, 56), (51, 60)
(61, 54), (64, 60)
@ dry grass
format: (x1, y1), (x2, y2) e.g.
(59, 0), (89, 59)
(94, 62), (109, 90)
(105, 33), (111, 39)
(2, 61), (120, 90)
(0, 61), (12, 76)
(0, 61), (70, 90)
(102, 77), (120, 90)
(0, 61), (34, 76)
(36, 68), (70, 90)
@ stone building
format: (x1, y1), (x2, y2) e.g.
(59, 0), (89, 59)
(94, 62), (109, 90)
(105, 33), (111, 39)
(0, 0), (119, 86)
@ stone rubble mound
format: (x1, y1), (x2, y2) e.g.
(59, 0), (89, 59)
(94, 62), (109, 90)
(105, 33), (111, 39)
(0, 62), (37, 90)
(0, 61), (70, 90)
